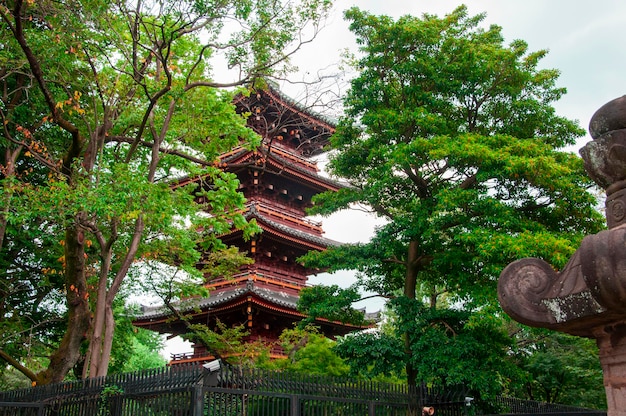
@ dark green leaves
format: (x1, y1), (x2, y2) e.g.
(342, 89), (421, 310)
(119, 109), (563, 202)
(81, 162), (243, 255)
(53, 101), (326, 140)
(297, 284), (368, 327)
(309, 4), (603, 305)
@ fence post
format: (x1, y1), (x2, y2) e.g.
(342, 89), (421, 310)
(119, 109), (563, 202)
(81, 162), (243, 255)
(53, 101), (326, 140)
(290, 395), (300, 416)
(192, 384), (204, 416)
(368, 401), (375, 416)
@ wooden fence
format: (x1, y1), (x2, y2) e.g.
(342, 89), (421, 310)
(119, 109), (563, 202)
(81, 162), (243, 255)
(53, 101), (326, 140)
(0, 363), (605, 416)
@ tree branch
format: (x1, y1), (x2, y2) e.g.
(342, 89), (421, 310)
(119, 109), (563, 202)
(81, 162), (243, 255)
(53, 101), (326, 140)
(0, 348), (39, 383)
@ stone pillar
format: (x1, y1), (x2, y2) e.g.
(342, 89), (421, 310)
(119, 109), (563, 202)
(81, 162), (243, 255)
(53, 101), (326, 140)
(498, 95), (626, 416)
(595, 325), (626, 415)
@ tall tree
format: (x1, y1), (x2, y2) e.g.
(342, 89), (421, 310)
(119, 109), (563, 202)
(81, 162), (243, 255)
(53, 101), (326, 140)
(302, 5), (603, 387)
(0, 0), (332, 383)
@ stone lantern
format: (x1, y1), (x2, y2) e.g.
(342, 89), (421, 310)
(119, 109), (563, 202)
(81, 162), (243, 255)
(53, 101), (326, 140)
(498, 96), (626, 416)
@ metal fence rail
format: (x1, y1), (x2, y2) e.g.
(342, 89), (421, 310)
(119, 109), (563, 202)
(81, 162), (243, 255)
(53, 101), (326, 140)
(490, 396), (607, 416)
(0, 364), (605, 416)
(0, 402), (44, 416)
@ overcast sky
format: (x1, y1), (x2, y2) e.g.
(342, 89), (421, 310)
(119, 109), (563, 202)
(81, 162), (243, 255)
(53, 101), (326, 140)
(287, 0), (626, 310)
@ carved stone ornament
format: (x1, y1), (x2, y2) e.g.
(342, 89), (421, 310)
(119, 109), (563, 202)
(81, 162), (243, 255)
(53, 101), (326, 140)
(498, 95), (626, 415)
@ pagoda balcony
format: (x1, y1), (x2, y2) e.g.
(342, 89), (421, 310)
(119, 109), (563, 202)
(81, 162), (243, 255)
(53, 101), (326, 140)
(205, 270), (307, 293)
(169, 345), (286, 365)
(247, 201), (323, 234)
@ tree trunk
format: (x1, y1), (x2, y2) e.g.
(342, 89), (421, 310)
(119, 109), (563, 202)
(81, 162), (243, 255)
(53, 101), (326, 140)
(404, 240), (421, 388)
(99, 304), (116, 377)
(83, 256), (110, 378)
(84, 217), (144, 378)
(37, 223), (91, 384)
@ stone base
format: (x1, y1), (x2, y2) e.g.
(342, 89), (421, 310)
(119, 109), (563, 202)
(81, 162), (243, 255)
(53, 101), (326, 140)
(596, 324), (626, 416)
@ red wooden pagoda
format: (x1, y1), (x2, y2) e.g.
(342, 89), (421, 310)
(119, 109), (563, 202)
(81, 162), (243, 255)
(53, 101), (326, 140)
(133, 84), (369, 364)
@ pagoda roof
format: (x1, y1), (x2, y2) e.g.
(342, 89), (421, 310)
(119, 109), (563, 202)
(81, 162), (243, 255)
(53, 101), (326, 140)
(236, 82), (337, 135)
(136, 280), (299, 321)
(172, 146), (344, 193)
(267, 82), (337, 126)
(245, 204), (341, 250)
(221, 146), (344, 192)
(262, 83), (337, 131)
(134, 279), (372, 333)
(234, 83), (336, 157)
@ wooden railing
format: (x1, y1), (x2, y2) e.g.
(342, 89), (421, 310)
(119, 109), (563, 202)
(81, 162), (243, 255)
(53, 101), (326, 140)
(170, 345), (287, 365)
(250, 200), (323, 233)
(205, 271), (305, 292)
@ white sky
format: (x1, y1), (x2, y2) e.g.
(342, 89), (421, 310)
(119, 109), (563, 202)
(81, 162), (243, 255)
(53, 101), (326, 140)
(164, 1), (626, 357)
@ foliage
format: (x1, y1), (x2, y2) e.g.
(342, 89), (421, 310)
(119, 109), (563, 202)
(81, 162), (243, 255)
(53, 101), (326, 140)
(300, 5), (604, 388)
(306, 4), (603, 304)
(395, 298), (516, 399)
(0, 215), (66, 379)
(0, 0), (332, 383)
(273, 326), (350, 377)
(99, 383), (125, 416)
(335, 298), (517, 399)
(108, 305), (167, 374)
(120, 335), (168, 373)
(334, 331), (406, 379)
(297, 284), (368, 327)
(186, 320), (270, 368)
(0, 367), (35, 391)
(508, 329), (606, 409)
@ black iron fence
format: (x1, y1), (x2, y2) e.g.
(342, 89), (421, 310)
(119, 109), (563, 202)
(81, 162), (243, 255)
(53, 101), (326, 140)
(0, 364), (605, 416)
(488, 396), (606, 416)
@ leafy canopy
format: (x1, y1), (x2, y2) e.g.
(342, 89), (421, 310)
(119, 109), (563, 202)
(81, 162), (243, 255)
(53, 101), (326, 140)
(304, 4), (603, 306)
(0, 0), (332, 382)
(301, 5), (604, 391)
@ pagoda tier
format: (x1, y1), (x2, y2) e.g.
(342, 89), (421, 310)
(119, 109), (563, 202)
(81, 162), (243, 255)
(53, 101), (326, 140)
(133, 84), (369, 364)
(135, 277), (369, 364)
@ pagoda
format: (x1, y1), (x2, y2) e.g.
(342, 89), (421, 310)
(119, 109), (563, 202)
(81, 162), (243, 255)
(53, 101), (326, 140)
(133, 84), (368, 364)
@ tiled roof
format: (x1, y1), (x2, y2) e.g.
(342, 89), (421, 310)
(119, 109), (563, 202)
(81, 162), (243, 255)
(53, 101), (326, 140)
(220, 146), (344, 191)
(263, 149), (344, 190)
(137, 280), (299, 320)
(265, 83), (338, 131)
(246, 204), (341, 248)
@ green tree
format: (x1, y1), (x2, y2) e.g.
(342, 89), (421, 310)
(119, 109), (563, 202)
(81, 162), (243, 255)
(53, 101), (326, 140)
(302, 5), (603, 388)
(185, 320), (272, 368)
(334, 330), (406, 380)
(0, 215), (66, 380)
(297, 284), (368, 327)
(108, 303), (167, 374)
(119, 332), (168, 373)
(508, 329), (606, 409)
(0, 0), (332, 384)
(334, 299), (517, 400)
(275, 326), (350, 377)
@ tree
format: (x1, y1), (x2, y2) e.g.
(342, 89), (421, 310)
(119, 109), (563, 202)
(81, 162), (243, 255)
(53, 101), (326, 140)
(108, 303), (168, 374)
(185, 320), (272, 368)
(507, 329), (606, 409)
(297, 284), (368, 327)
(274, 326), (350, 376)
(302, 5), (604, 387)
(334, 330), (406, 380)
(0, 0), (332, 383)
(333, 299), (518, 402)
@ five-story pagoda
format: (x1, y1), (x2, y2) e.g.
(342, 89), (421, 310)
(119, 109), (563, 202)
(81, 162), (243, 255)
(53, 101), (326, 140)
(133, 84), (368, 363)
